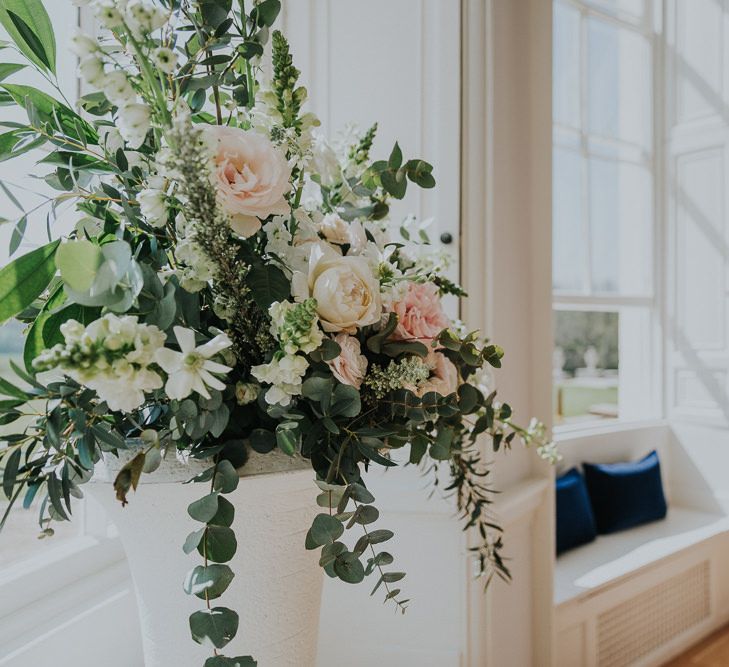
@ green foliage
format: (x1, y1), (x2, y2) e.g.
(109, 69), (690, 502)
(0, 0), (55, 73)
(0, 240), (58, 324)
(189, 607), (239, 649)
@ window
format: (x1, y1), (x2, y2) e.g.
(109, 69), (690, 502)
(552, 0), (660, 426)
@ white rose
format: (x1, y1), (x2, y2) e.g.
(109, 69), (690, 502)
(204, 125), (291, 238)
(103, 70), (135, 105)
(118, 103), (151, 148)
(79, 55), (105, 86)
(291, 244), (382, 333)
(138, 188), (167, 227)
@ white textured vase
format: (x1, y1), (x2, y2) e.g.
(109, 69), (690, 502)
(87, 448), (322, 667)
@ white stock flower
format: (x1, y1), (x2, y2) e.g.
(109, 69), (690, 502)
(118, 103), (151, 148)
(153, 47), (177, 74)
(79, 55), (105, 87)
(291, 243), (382, 333)
(175, 237), (214, 292)
(103, 70), (135, 105)
(251, 354), (308, 407)
(155, 327), (232, 401)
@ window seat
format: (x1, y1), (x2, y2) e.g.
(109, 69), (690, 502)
(555, 507), (729, 606)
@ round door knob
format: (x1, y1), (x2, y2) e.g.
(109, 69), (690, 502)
(440, 232), (453, 245)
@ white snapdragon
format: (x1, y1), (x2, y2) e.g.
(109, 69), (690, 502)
(251, 354), (309, 407)
(118, 103), (151, 148)
(103, 70), (135, 106)
(154, 327), (232, 401)
(153, 47), (177, 74)
(79, 55), (105, 87)
(269, 300), (324, 355)
(33, 314), (166, 413)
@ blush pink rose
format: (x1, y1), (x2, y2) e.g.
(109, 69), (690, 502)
(327, 333), (368, 389)
(205, 125), (291, 238)
(417, 351), (459, 397)
(390, 282), (450, 342)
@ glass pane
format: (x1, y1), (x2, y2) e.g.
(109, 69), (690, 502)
(553, 2), (581, 129)
(586, 0), (646, 21)
(0, 320), (80, 567)
(587, 18), (651, 148)
(553, 310), (619, 425)
(588, 157), (653, 294)
(553, 147), (585, 292)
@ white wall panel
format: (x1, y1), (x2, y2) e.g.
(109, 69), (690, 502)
(674, 149), (726, 352)
(666, 0), (729, 517)
(674, 0), (724, 124)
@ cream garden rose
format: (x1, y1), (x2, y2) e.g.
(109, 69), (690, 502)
(292, 244), (382, 333)
(205, 125), (292, 238)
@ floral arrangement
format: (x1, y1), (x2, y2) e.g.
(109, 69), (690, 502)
(0, 1), (557, 664)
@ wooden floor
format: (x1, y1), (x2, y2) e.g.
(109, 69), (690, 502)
(665, 625), (729, 666)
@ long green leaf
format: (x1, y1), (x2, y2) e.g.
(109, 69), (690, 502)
(0, 127), (44, 162)
(0, 239), (59, 324)
(0, 62), (24, 82)
(0, 84), (96, 142)
(0, 0), (55, 73)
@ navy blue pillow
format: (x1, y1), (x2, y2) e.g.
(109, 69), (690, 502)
(583, 450), (667, 534)
(556, 468), (597, 554)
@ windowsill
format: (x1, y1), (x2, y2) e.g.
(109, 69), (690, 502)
(0, 533), (126, 618)
(553, 417), (669, 442)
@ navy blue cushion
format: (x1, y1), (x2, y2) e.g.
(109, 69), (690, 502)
(583, 450), (667, 534)
(556, 468), (597, 554)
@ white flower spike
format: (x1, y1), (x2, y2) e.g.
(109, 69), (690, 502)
(155, 327), (233, 401)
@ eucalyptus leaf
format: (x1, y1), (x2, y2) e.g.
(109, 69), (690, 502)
(189, 606), (239, 649)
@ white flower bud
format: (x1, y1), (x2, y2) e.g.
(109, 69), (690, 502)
(138, 188), (167, 228)
(79, 55), (105, 87)
(97, 126), (124, 157)
(70, 31), (98, 58)
(103, 70), (135, 105)
(117, 103), (151, 148)
(153, 47), (177, 74)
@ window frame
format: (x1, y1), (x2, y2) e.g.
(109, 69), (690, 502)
(552, 0), (664, 432)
